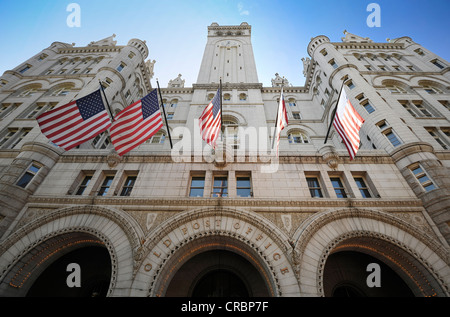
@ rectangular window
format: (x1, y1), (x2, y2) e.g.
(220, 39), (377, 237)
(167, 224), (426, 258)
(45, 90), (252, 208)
(361, 100), (375, 114)
(438, 100), (450, 111)
(307, 177), (323, 198)
(236, 176), (252, 197)
(329, 59), (338, 69)
(414, 101), (434, 117)
(330, 177), (347, 198)
(16, 163), (41, 188)
(0, 129), (17, 148)
(431, 59), (445, 69)
(19, 65), (31, 74)
(10, 129), (31, 149)
(75, 175), (93, 195)
(426, 128), (449, 149)
(120, 176), (137, 196)
(385, 130), (402, 147)
(354, 177), (372, 198)
(410, 165), (436, 192)
(97, 176), (115, 196)
(189, 176), (205, 197)
(292, 112), (301, 119)
(212, 176), (228, 197)
(117, 62), (126, 72)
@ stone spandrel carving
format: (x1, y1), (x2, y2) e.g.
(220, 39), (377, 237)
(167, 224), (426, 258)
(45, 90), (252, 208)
(168, 74), (185, 88)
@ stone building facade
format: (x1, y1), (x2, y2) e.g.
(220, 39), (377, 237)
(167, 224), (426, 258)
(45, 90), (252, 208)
(0, 23), (449, 297)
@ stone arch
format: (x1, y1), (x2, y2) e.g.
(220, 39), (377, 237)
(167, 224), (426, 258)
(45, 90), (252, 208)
(131, 207), (299, 297)
(293, 208), (450, 297)
(0, 205), (143, 297)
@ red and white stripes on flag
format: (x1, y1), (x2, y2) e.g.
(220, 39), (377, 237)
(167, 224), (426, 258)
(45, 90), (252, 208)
(199, 87), (222, 149)
(36, 89), (112, 151)
(333, 86), (365, 160)
(110, 89), (163, 156)
(274, 87), (288, 156)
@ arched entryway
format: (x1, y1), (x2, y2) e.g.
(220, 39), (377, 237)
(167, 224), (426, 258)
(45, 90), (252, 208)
(0, 232), (112, 297)
(165, 248), (270, 297)
(158, 237), (273, 297)
(322, 236), (446, 297)
(324, 251), (414, 297)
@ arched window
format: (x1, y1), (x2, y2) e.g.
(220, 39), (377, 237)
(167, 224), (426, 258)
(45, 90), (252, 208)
(223, 93), (231, 101)
(288, 130), (309, 144)
(170, 99), (178, 108)
(223, 118), (239, 150)
(148, 131), (166, 144)
(239, 93), (247, 101)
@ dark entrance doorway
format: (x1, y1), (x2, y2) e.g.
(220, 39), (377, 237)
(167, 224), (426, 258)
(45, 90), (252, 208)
(26, 246), (111, 297)
(192, 269), (249, 297)
(323, 251), (414, 297)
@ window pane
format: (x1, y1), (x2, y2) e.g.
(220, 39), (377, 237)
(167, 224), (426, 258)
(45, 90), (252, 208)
(191, 177), (205, 187)
(29, 165), (40, 173)
(76, 176), (92, 195)
(190, 177), (205, 197)
(16, 172), (34, 188)
(214, 177), (227, 187)
(330, 178), (347, 198)
(124, 176), (136, 187)
(354, 177), (371, 198)
(237, 188), (251, 197)
(236, 177), (250, 188)
(189, 188), (204, 197)
(424, 183), (436, 191)
(307, 177), (323, 198)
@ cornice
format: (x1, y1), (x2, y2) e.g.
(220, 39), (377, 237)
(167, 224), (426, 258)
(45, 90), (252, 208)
(56, 152), (394, 164)
(57, 46), (124, 54)
(192, 83), (263, 90)
(332, 42), (405, 50)
(27, 196), (423, 210)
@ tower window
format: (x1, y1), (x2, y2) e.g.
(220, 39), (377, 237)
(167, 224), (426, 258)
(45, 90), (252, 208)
(410, 164), (436, 192)
(16, 163), (41, 189)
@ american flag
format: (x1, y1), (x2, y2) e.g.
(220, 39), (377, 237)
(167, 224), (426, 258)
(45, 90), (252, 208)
(36, 89), (112, 151)
(333, 86), (365, 160)
(110, 89), (163, 156)
(274, 87), (288, 156)
(199, 87), (222, 149)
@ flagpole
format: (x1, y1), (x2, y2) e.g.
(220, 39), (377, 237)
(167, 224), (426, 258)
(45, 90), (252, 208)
(324, 82), (345, 144)
(271, 77), (285, 149)
(99, 80), (114, 122)
(220, 78), (223, 142)
(156, 79), (173, 149)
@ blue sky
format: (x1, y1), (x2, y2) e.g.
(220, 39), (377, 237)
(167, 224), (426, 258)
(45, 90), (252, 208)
(1, 0), (449, 87)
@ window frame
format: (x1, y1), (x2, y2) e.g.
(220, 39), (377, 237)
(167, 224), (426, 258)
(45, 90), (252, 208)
(16, 163), (41, 189)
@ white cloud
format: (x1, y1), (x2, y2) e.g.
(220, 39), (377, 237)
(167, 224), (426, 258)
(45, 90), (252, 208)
(238, 2), (250, 16)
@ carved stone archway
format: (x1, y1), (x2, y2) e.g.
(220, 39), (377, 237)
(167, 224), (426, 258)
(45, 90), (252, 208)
(0, 205), (143, 297)
(293, 208), (450, 297)
(131, 207), (300, 297)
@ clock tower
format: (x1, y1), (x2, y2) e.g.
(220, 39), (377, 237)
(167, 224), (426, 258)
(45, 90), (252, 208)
(196, 22), (260, 85)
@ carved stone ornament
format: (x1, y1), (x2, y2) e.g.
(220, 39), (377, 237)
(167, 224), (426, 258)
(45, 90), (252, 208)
(107, 152), (121, 168)
(319, 144), (339, 169)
